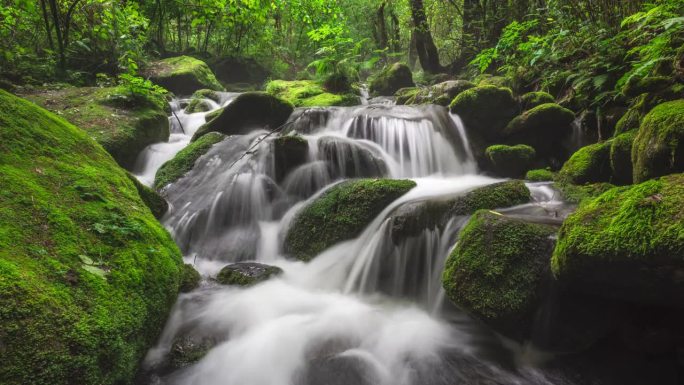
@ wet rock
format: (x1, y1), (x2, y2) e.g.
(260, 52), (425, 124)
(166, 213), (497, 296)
(126, 172), (168, 218)
(609, 131), (636, 185)
(169, 335), (216, 369)
(557, 141), (612, 185)
(266, 80), (359, 107)
(179, 264), (201, 293)
(520, 91), (555, 111)
(216, 262), (283, 286)
(503, 103), (575, 160)
(154, 132), (226, 190)
(450, 85), (518, 142)
(147, 55), (224, 95)
(273, 135), (309, 183)
(184, 97), (213, 113)
(485, 144), (536, 178)
(318, 136), (387, 179)
(369, 63), (414, 96)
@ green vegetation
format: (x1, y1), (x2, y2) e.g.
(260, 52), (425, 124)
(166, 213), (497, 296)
(285, 179), (416, 261)
(520, 92), (555, 111)
(369, 63), (414, 96)
(265, 80), (358, 107)
(154, 132), (226, 189)
(525, 168), (555, 182)
(610, 131), (637, 185)
(485, 144), (535, 178)
(125, 172), (168, 218)
(442, 210), (557, 340)
(216, 262), (283, 286)
(557, 141), (613, 185)
(449, 85), (518, 141)
(0, 90), (182, 384)
(179, 264), (201, 292)
(146, 56), (224, 95)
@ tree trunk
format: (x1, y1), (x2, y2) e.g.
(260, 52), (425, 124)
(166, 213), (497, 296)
(410, 0), (442, 73)
(375, 2), (388, 49)
(47, 0), (65, 71)
(39, 0), (55, 52)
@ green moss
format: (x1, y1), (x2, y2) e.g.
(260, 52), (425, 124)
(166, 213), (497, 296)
(632, 100), (684, 183)
(147, 55), (224, 95)
(555, 182), (615, 204)
(485, 144), (536, 178)
(179, 264), (201, 292)
(0, 90), (182, 384)
(621, 76), (672, 98)
(216, 262), (283, 286)
(442, 210), (556, 340)
(504, 103), (574, 139)
(265, 79), (358, 107)
(184, 97), (213, 113)
(192, 89), (221, 103)
(285, 179), (416, 261)
(192, 92), (293, 141)
(525, 168), (555, 182)
(557, 141), (612, 185)
(155, 132), (226, 189)
(449, 85), (518, 141)
(520, 91), (555, 111)
(394, 87), (421, 105)
(552, 174), (684, 306)
(125, 172), (168, 218)
(369, 63), (414, 96)
(23, 86), (169, 169)
(610, 131), (636, 185)
(614, 94), (647, 135)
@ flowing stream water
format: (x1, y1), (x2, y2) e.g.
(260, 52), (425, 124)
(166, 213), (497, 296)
(136, 94), (577, 385)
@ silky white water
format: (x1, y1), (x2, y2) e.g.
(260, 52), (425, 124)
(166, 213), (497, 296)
(140, 100), (573, 385)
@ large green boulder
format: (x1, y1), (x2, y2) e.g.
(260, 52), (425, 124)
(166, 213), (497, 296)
(485, 144), (535, 178)
(557, 141), (612, 185)
(24, 86), (169, 169)
(265, 80), (359, 107)
(525, 169), (555, 182)
(192, 92), (293, 141)
(369, 63), (414, 96)
(520, 91), (555, 111)
(552, 174), (684, 307)
(442, 210), (557, 340)
(154, 132), (226, 189)
(125, 172), (168, 218)
(284, 179), (416, 261)
(147, 55), (224, 95)
(610, 131), (636, 185)
(0, 90), (182, 384)
(504, 103), (575, 159)
(449, 85), (518, 142)
(632, 100), (684, 183)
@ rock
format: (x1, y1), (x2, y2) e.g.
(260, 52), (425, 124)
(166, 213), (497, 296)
(610, 131), (636, 185)
(192, 92), (293, 141)
(621, 76), (672, 98)
(323, 72), (352, 93)
(208, 56), (268, 86)
(179, 264), (201, 292)
(520, 91), (555, 111)
(285, 179), (416, 261)
(525, 169), (555, 182)
(147, 55), (224, 95)
(369, 63), (414, 96)
(438, 80), (476, 99)
(389, 180), (530, 242)
(395, 80), (475, 106)
(632, 100), (684, 183)
(557, 141), (612, 185)
(273, 135), (309, 183)
(216, 262), (283, 286)
(192, 89), (221, 103)
(450, 85), (518, 141)
(23, 86), (169, 169)
(485, 144), (536, 178)
(0, 90), (182, 384)
(394, 87), (421, 105)
(317, 136), (387, 179)
(552, 174), (684, 307)
(126, 172), (168, 218)
(474, 74), (513, 88)
(266, 79), (359, 107)
(504, 103), (575, 160)
(155, 132), (226, 189)
(169, 335), (215, 369)
(442, 210), (557, 341)
(184, 97), (213, 113)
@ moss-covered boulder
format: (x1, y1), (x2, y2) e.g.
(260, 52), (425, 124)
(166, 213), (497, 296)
(273, 135), (309, 183)
(322, 72), (352, 94)
(389, 181), (530, 242)
(632, 100), (684, 183)
(192, 88), (222, 103)
(285, 179), (416, 261)
(525, 169), (555, 182)
(0, 90), (182, 384)
(169, 336), (215, 369)
(265, 79), (359, 107)
(442, 210), (557, 340)
(621, 76), (672, 98)
(395, 80), (475, 106)
(369, 63), (414, 96)
(449, 85), (518, 141)
(610, 131), (636, 185)
(192, 92), (293, 141)
(125, 172), (168, 218)
(146, 55), (224, 95)
(179, 264), (201, 292)
(184, 97), (214, 113)
(520, 91), (555, 111)
(155, 132), (226, 189)
(216, 262), (283, 286)
(23, 86), (169, 169)
(485, 144), (535, 178)
(504, 103), (575, 159)
(552, 174), (684, 307)
(557, 141), (612, 185)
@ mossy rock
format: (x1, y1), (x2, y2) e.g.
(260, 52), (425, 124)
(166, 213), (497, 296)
(621, 76), (672, 98)
(557, 141), (612, 185)
(322, 72), (352, 93)
(184, 97), (213, 113)
(265, 79), (359, 107)
(0, 90), (182, 384)
(610, 131), (636, 186)
(394, 87), (421, 105)
(169, 336), (215, 369)
(485, 144), (535, 178)
(520, 91), (555, 111)
(216, 262), (283, 286)
(273, 134), (309, 183)
(192, 92), (293, 141)
(395, 80), (475, 106)
(552, 174), (684, 307)
(369, 63), (414, 96)
(632, 100), (684, 183)
(125, 172), (168, 218)
(23, 86), (170, 169)
(525, 169), (555, 182)
(285, 179), (416, 261)
(154, 132), (226, 190)
(389, 180), (530, 242)
(179, 264), (201, 292)
(555, 182), (615, 204)
(442, 210), (557, 341)
(147, 55), (224, 95)
(504, 103), (575, 159)
(449, 85), (518, 141)
(474, 74), (513, 88)
(192, 89), (221, 103)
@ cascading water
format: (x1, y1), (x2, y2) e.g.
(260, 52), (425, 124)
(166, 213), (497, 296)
(139, 98), (577, 385)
